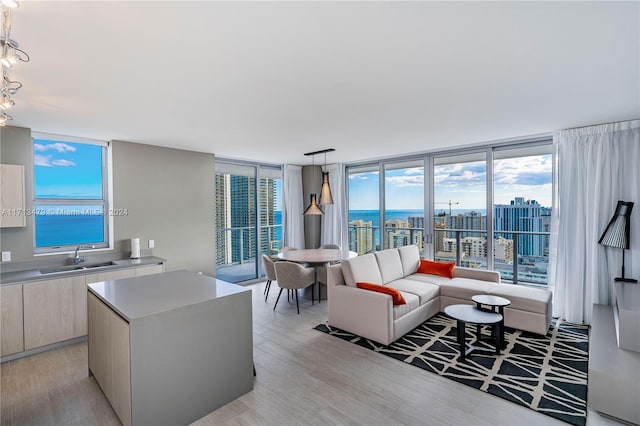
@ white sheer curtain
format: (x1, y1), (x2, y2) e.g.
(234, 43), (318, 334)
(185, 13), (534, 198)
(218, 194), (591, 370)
(320, 163), (348, 250)
(549, 119), (640, 324)
(282, 165), (305, 249)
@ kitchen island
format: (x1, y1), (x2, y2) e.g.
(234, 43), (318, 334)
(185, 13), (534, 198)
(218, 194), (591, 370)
(87, 270), (253, 426)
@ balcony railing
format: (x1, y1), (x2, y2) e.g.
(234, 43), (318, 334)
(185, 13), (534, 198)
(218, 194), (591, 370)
(215, 224), (282, 282)
(347, 224), (549, 286)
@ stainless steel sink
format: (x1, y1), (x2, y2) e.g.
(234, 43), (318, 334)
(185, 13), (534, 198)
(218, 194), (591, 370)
(40, 261), (117, 275)
(83, 261), (117, 269)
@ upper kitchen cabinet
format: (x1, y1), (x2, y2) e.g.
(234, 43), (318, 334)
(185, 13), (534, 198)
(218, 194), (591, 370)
(0, 164), (26, 228)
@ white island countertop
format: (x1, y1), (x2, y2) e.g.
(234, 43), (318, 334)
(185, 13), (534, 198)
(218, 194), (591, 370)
(87, 270), (247, 321)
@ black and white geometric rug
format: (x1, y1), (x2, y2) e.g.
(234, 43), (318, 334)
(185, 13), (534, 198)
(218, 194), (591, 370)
(314, 313), (589, 426)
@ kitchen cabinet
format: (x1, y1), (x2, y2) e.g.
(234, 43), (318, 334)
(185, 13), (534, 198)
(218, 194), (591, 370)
(1, 284), (24, 356)
(86, 268), (136, 284)
(88, 292), (132, 426)
(23, 275), (87, 350)
(0, 164), (26, 228)
(2, 260), (165, 360)
(88, 271), (253, 426)
(135, 264), (164, 276)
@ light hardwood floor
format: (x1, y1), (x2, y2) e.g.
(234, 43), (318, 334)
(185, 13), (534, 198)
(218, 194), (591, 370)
(1, 281), (625, 426)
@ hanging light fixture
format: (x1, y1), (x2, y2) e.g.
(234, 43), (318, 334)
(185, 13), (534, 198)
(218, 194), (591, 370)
(304, 148), (335, 207)
(319, 150), (335, 205)
(303, 152), (324, 215)
(0, 0), (28, 127)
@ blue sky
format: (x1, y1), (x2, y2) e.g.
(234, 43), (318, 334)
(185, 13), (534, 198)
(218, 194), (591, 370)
(349, 155), (552, 211)
(33, 139), (103, 199)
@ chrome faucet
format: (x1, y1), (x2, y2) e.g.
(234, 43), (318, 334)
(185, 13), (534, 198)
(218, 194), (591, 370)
(73, 246), (85, 264)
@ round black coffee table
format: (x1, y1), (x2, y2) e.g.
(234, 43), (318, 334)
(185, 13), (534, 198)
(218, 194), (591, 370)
(444, 304), (503, 361)
(472, 294), (511, 349)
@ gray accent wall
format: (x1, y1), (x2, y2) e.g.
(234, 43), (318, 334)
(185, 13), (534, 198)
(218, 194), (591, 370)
(0, 126), (35, 261)
(302, 165), (322, 249)
(111, 141), (215, 275)
(0, 127), (216, 276)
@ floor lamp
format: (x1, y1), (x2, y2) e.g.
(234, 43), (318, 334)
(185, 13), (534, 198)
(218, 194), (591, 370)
(598, 200), (637, 283)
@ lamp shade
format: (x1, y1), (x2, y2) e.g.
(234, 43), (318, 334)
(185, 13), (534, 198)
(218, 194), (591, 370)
(319, 171), (333, 205)
(303, 193), (323, 215)
(598, 201), (634, 249)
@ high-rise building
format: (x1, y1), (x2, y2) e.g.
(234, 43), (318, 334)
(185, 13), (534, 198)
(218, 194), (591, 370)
(493, 236), (514, 263)
(384, 219), (410, 248)
(349, 219), (374, 254)
(494, 198), (544, 256)
(215, 174), (277, 265)
(408, 216), (425, 250)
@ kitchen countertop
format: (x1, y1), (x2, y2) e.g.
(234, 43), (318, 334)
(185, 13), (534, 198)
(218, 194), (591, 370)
(0, 256), (166, 285)
(88, 270), (248, 321)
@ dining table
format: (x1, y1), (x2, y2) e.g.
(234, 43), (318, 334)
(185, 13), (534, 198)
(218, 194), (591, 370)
(277, 248), (357, 301)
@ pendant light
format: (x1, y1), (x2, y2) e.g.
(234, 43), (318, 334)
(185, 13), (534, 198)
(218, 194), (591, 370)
(303, 152), (323, 215)
(319, 151), (334, 205)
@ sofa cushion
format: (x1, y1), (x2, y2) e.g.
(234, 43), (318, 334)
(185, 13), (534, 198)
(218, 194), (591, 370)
(388, 278), (440, 305)
(357, 282), (406, 305)
(417, 259), (455, 278)
(374, 249), (404, 284)
(393, 292), (420, 320)
(406, 273), (455, 286)
(342, 254), (382, 287)
(438, 278), (498, 300)
(398, 245), (420, 276)
(488, 284), (552, 314)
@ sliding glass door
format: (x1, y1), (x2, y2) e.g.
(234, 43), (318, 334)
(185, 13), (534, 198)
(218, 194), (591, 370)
(433, 152), (487, 268)
(215, 161), (282, 283)
(384, 160), (425, 255)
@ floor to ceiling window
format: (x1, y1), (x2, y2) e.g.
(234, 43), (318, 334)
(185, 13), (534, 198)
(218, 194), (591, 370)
(433, 152), (487, 268)
(345, 138), (552, 286)
(215, 160), (282, 283)
(493, 144), (552, 285)
(384, 160), (425, 254)
(347, 164), (380, 254)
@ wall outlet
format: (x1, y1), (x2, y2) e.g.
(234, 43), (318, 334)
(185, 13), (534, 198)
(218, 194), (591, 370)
(148, 240), (155, 249)
(2, 251), (11, 262)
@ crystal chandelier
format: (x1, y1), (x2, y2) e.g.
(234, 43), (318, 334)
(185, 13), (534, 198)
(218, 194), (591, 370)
(0, 0), (28, 126)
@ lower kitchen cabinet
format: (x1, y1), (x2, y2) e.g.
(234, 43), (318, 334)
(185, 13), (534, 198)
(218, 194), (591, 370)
(23, 275), (87, 350)
(1, 284), (24, 356)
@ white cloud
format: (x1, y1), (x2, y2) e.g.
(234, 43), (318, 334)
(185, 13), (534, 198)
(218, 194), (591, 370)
(34, 142), (76, 153)
(386, 175), (424, 187)
(34, 155), (53, 167)
(52, 159), (76, 167)
(34, 155), (76, 168)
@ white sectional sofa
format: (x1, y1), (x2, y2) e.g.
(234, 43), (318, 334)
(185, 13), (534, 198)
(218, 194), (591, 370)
(326, 245), (552, 345)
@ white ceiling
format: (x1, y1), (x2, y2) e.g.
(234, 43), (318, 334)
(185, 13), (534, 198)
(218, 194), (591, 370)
(9, 1), (640, 165)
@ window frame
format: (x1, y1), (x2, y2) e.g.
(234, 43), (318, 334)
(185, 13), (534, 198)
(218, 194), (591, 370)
(32, 133), (112, 255)
(345, 135), (553, 286)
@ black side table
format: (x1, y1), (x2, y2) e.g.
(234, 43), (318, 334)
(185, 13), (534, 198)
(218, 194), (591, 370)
(444, 304), (503, 361)
(472, 294), (511, 349)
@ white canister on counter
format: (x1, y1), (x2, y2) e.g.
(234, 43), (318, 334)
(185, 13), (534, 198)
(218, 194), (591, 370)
(130, 237), (141, 259)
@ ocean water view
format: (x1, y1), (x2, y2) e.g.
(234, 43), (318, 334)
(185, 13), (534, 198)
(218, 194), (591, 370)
(35, 213), (104, 247)
(348, 208), (487, 228)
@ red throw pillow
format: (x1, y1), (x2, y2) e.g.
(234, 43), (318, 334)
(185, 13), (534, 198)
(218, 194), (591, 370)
(356, 282), (406, 305)
(417, 259), (455, 278)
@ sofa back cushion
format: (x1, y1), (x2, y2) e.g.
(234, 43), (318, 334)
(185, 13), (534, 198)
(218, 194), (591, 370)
(342, 253), (383, 287)
(374, 249), (405, 284)
(417, 259), (455, 278)
(398, 245), (420, 275)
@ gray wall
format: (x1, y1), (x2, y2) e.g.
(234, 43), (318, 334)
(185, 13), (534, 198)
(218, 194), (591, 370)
(302, 165), (322, 249)
(111, 141), (215, 275)
(0, 127), (216, 276)
(0, 126), (35, 261)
